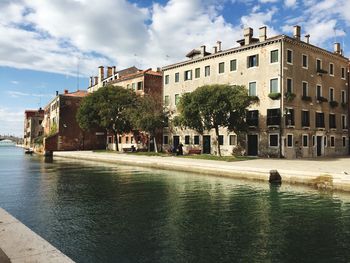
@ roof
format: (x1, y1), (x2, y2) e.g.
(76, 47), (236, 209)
(109, 69), (161, 84)
(62, 90), (87, 97)
(116, 66), (140, 77)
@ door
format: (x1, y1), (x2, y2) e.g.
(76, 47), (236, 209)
(203, 135), (211, 154)
(316, 136), (322, 156)
(247, 134), (258, 156)
(173, 136), (180, 150)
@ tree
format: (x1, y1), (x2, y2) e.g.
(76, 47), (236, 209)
(174, 84), (255, 156)
(129, 95), (168, 152)
(77, 85), (137, 151)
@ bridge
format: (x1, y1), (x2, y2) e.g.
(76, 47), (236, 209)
(0, 135), (23, 144)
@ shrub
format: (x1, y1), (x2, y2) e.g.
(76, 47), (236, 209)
(268, 92), (281, 100)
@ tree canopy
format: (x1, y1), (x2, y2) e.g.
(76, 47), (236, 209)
(77, 85), (137, 151)
(174, 84), (256, 156)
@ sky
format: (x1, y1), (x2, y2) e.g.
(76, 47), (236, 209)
(0, 0), (349, 136)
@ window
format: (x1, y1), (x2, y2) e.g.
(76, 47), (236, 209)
(184, 70), (192, 81)
(324, 136), (327, 147)
(316, 85), (322, 98)
(302, 135), (308, 147)
(137, 81), (143, 90)
(247, 54), (259, 68)
(285, 108), (295, 126)
(108, 136), (113, 144)
(185, 135), (190, 145)
(341, 67), (346, 79)
(301, 110), (310, 127)
(342, 115), (347, 129)
(329, 114), (336, 129)
(218, 62), (225, 74)
(132, 83), (136, 90)
(229, 135), (237, 145)
(195, 68), (200, 78)
(163, 135), (169, 144)
(287, 49), (293, 64)
(329, 63), (334, 76)
(267, 108), (281, 126)
(269, 134), (279, 147)
(312, 136), (316, 147)
(330, 136), (335, 147)
(316, 112), (325, 128)
(175, 94), (180, 106)
(287, 134), (293, 147)
(125, 136), (129, 144)
(270, 78), (279, 93)
(248, 82), (257, 96)
(230, 59), (237, 71)
(131, 136), (134, 143)
(165, 75), (169, 84)
(194, 135), (200, 145)
(218, 135), (224, 145)
(342, 90), (346, 104)
(164, 95), (169, 106)
(205, 66), (210, 77)
(343, 137), (347, 147)
(302, 82), (308, 97)
(118, 136), (122, 144)
(302, 54), (308, 68)
(329, 88), (334, 101)
(287, 78), (293, 93)
(316, 59), (322, 72)
(175, 72), (180, 82)
(246, 110), (259, 126)
(270, 50), (279, 63)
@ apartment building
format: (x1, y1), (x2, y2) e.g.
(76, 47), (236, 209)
(23, 108), (44, 148)
(43, 90), (106, 152)
(162, 26), (349, 158)
(88, 66), (163, 150)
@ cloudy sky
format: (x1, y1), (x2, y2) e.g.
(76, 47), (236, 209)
(0, 0), (349, 136)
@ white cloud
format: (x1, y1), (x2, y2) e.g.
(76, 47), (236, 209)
(259, 0), (278, 3)
(241, 7), (279, 36)
(284, 0), (297, 8)
(0, 107), (24, 136)
(11, 81), (19, 85)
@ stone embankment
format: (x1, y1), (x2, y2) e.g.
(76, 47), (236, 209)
(54, 151), (350, 192)
(0, 208), (74, 263)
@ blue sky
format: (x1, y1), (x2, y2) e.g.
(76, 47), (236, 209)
(0, 0), (349, 136)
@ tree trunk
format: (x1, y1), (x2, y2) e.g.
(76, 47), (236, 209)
(215, 126), (221, 157)
(153, 135), (158, 153)
(114, 131), (119, 152)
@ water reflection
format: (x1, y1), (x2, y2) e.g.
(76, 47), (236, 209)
(1, 147), (350, 262)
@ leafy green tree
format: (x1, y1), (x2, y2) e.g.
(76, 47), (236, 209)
(175, 84), (255, 156)
(129, 95), (168, 152)
(77, 85), (137, 151)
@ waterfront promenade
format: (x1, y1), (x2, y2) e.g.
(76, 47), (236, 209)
(54, 151), (350, 192)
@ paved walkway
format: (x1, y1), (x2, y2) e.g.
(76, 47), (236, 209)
(54, 151), (350, 192)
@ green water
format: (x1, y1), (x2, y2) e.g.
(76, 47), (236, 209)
(1, 147), (350, 263)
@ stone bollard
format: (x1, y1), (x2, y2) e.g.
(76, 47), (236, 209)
(269, 170), (282, 184)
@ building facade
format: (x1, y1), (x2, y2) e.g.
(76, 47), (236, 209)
(23, 109), (44, 148)
(88, 66), (163, 151)
(43, 90), (106, 152)
(162, 26), (349, 158)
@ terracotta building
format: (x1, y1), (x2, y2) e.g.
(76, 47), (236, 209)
(162, 25), (349, 158)
(23, 109), (44, 148)
(43, 90), (106, 152)
(88, 66), (163, 151)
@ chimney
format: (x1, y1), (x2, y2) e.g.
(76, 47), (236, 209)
(94, 76), (98, 85)
(112, 66), (116, 76)
(201, 45), (207, 56)
(55, 91), (59, 96)
(98, 66), (104, 83)
(259, 26), (267, 42)
(305, 34), (310, 44)
(244, 27), (253, 45)
(213, 46), (218, 54)
(334, 43), (341, 54)
(64, 89), (68, 94)
(217, 41), (222, 52)
(293, 25), (301, 40)
(107, 66), (113, 78)
(89, 76), (93, 87)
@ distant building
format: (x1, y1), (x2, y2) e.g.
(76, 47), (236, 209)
(23, 109), (44, 148)
(162, 25), (349, 158)
(43, 89), (106, 152)
(88, 66), (163, 151)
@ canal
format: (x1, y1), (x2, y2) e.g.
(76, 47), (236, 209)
(1, 147), (350, 262)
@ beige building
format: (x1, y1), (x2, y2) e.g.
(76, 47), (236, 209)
(23, 109), (44, 148)
(162, 26), (349, 158)
(88, 66), (163, 151)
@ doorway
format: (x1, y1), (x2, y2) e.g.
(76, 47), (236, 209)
(173, 136), (180, 150)
(316, 136), (322, 156)
(247, 134), (258, 156)
(203, 135), (211, 154)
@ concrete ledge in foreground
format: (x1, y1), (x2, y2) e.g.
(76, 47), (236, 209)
(0, 208), (74, 263)
(53, 151), (350, 192)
